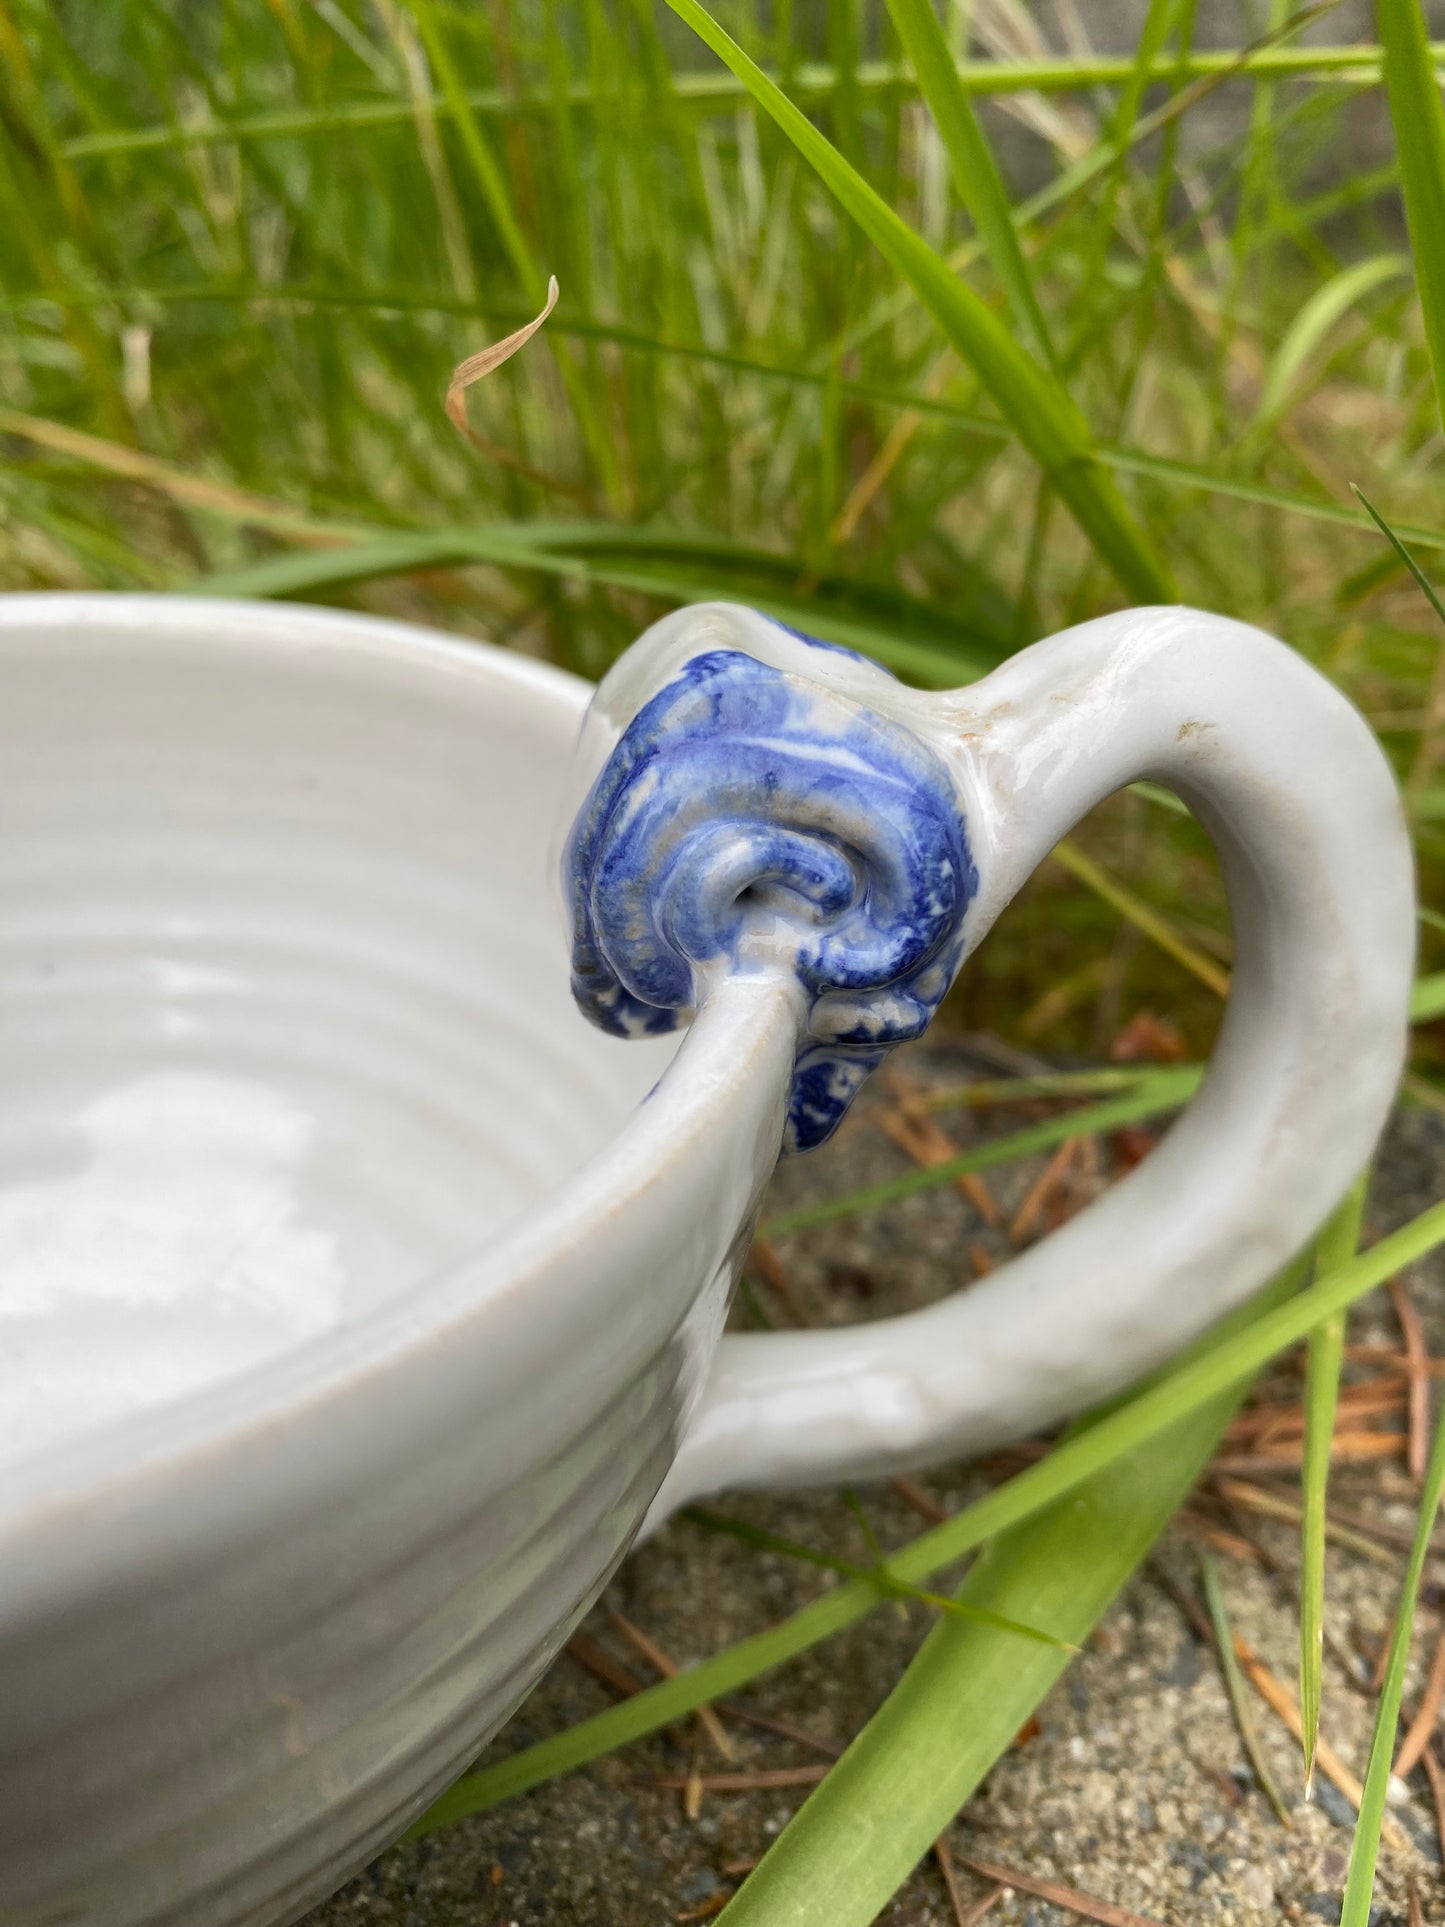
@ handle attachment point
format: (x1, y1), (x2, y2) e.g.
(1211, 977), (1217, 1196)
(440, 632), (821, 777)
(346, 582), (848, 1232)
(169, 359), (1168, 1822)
(564, 634), (978, 1150)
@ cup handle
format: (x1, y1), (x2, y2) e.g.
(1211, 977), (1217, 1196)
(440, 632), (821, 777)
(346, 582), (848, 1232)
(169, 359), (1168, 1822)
(566, 603), (1415, 1518)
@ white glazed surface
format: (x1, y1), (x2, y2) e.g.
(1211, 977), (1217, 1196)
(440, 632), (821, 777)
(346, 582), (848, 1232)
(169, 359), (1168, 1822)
(0, 592), (1414, 1927)
(0, 602), (675, 1466)
(0, 596), (786, 1927)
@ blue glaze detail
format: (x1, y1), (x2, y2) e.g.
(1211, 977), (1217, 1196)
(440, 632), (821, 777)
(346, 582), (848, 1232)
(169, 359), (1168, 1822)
(564, 647), (976, 1151)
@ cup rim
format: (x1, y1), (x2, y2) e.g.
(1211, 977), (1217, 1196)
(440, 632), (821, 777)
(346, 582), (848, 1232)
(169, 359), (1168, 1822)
(0, 593), (792, 1545)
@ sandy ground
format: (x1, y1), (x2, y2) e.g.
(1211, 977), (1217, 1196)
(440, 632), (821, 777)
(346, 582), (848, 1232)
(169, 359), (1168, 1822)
(303, 1035), (1445, 1927)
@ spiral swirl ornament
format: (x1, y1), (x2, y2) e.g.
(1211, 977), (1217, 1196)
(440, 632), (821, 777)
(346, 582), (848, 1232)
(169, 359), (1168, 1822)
(564, 645), (977, 1151)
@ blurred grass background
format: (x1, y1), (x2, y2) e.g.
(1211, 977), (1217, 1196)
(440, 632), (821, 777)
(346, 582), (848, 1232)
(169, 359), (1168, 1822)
(0, 0), (1442, 1061)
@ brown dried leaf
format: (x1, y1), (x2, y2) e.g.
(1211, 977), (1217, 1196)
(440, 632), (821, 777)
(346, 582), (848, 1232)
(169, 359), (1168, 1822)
(445, 276), (559, 434)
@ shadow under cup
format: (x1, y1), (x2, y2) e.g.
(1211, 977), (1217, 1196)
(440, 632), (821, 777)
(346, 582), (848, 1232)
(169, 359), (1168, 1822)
(0, 605), (671, 1474)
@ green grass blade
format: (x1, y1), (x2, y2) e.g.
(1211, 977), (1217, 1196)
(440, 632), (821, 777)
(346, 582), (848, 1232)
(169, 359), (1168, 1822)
(19, 286), (1445, 558)
(1201, 1552), (1293, 1826)
(190, 532), (529, 598)
(56, 46), (1435, 163)
(760, 1069), (1202, 1237)
(1051, 837), (1231, 997)
(1251, 253), (1410, 434)
(401, 0), (623, 506)
(1339, 1378), (1445, 1923)
(408, 1199), (1445, 1837)
(1099, 445), (1445, 555)
(1300, 1179), (1367, 1793)
(832, 2), (1341, 370)
(1352, 486), (1445, 630)
(1223, 0), (1290, 380)
(750, 975), (1445, 1216)
(56, 45), (1445, 163)
(1410, 971), (1445, 1021)
(715, 1362), (1261, 1925)
(400, 0), (534, 301)
(659, 0), (1175, 604)
(682, 1507), (1078, 1652)
(883, 0), (1055, 369)
(187, 526), (1006, 684)
(1377, 0), (1445, 425)
(919, 1064), (1191, 1110)
(0, 133), (130, 440)
(1065, 0), (1177, 367)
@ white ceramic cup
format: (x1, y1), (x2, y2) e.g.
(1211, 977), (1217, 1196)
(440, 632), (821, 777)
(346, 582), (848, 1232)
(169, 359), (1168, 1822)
(0, 594), (1413, 1927)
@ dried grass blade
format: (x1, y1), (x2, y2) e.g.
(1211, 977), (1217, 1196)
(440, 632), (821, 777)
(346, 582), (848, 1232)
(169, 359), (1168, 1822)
(762, 1072), (1201, 1238)
(1232, 1637), (1407, 1850)
(1387, 1275), (1431, 1481)
(445, 275), (559, 433)
(892, 1476), (949, 1526)
(883, 1065), (1000, 1202)
(959, 1890), (1009, 1927)
(1392, 1624), (1445, 1777)
(608, 1610), (735, 1762)
(1216, 1477), (1398, 1566)
(933, 1834), (968, 1925)
(0, 406), (344, 543)
(1051, 840), (1230, 998)
(566, 1633), (648, 1700)
(653, 1767), (827, 1792)
(1008, 1138), (1080, 1243)
(677, 1895), (729, 1923)
(952, 1853), (1162, 1927)
(874, 1106), (1001, 1227)
(35, 277), (1445, 561)
(955, 1888), (1007, 1927)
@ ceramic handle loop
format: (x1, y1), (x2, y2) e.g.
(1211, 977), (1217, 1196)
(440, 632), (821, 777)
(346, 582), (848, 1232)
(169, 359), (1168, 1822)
(569, 603), (1416, 1517)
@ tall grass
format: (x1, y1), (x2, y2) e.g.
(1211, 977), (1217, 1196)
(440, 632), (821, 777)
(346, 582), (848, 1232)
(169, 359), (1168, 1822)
(1, 1), (1442, 1053)
(2, 5), (1445, 1921)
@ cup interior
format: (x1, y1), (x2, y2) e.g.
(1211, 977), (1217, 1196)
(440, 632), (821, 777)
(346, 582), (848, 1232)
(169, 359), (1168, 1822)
(0, 602), (673, 1471)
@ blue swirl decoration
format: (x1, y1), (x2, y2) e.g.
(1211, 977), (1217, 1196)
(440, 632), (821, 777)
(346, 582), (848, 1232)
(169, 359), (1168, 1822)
(564, 644), (978, 1151)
